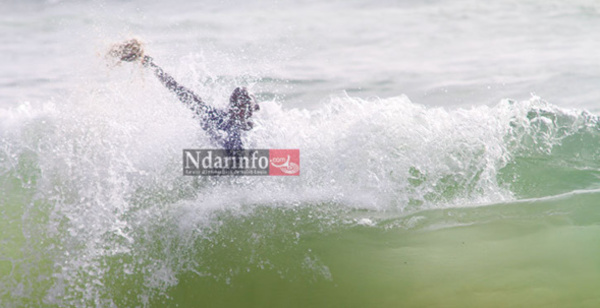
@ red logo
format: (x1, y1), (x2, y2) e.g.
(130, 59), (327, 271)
(269, 149), (300, 176)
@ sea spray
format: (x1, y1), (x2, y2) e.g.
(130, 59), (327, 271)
(1, 91), (600, 306)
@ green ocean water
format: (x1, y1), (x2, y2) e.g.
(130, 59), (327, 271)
(2, 190), (600, 307)
(163, 198), (600, 308)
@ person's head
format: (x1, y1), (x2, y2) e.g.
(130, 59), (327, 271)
(228, 87), (259, 130)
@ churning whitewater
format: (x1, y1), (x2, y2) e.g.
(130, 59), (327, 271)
(2, 88), (600, 306)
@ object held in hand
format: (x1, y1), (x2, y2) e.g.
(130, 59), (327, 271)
(108, 39), (144, 62)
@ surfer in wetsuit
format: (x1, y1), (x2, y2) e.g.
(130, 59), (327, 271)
(109, 39), (259, 151)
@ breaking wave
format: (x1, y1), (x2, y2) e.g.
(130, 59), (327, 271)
(1, 82), (599, 306)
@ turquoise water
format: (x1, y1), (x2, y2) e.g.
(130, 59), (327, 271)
(2, 0), (600, 307)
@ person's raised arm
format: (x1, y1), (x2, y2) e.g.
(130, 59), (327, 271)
(141, 55), (209, 114)
(108, 39), (209, 115)
(108, 39), (232, 146)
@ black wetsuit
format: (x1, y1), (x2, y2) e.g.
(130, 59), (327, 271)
(144, 56), (244, 150)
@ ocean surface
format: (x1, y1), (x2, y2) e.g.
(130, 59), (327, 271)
(1, 0), (600, 307)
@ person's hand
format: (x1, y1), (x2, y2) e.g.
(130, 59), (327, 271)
(108, 39), (144, 62)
